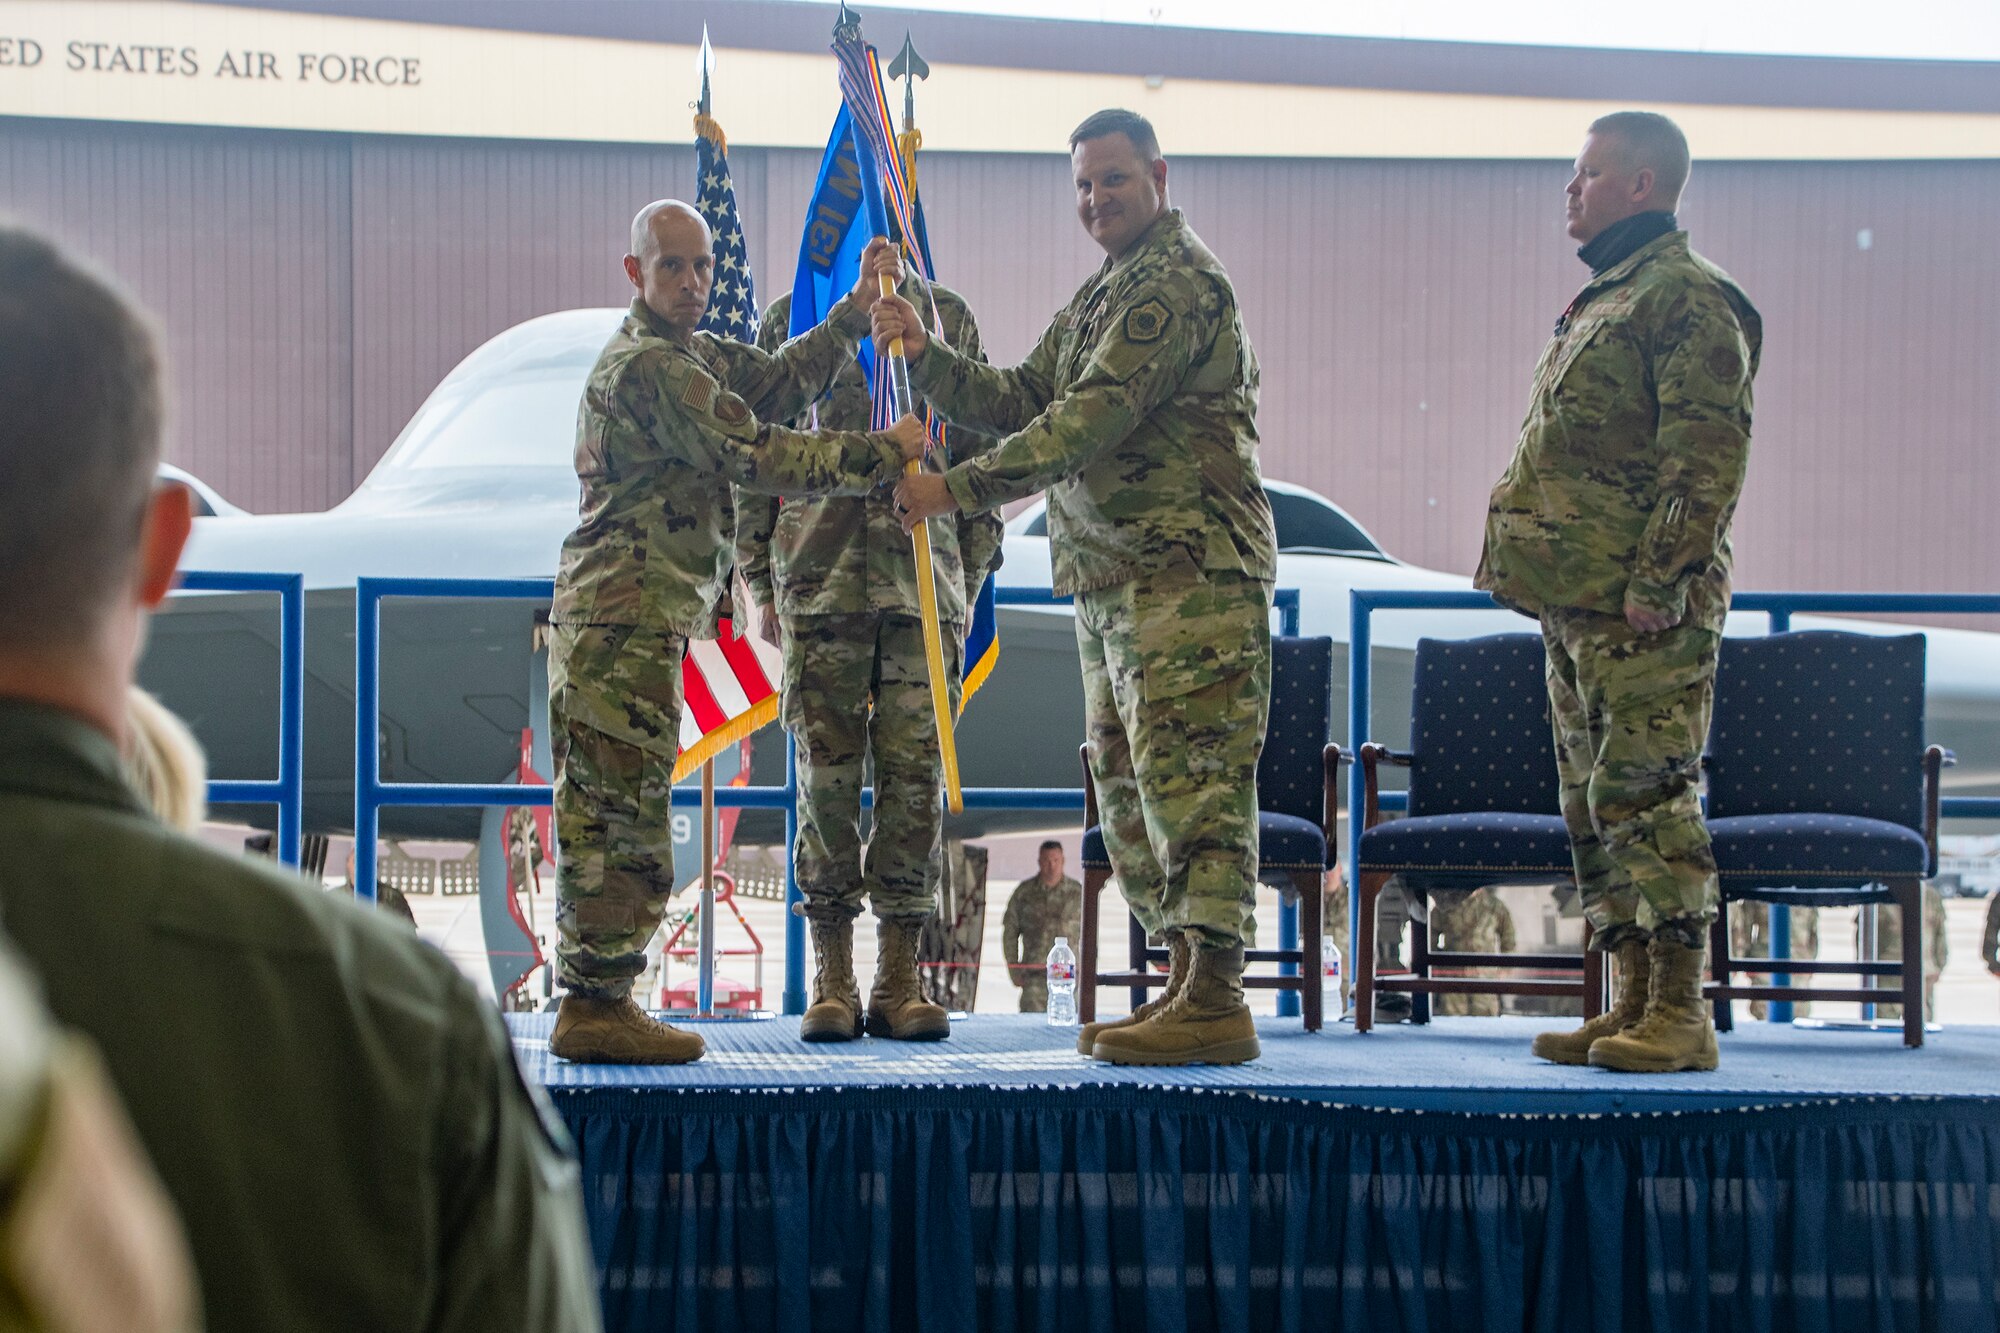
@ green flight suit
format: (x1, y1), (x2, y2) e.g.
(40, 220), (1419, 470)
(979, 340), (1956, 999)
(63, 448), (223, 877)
(735, 284), (1001, 926)
(912, 209), (1277, 951)
(550, 294), (903, 996)
(1478, 229), (1761, 946)
(0, 701), (599, 1333)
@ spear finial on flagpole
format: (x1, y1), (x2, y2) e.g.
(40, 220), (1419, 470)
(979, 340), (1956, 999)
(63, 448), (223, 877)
(834, 1), (862, 44)
(888, 31), (928, 134)
(695, 23), (714, 118)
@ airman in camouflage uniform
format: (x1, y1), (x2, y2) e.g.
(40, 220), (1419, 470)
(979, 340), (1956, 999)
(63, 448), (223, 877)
(1001, 842), (1083, 1012)
(1431, 887), (1519, 1016)
(879, 110), (1275, 1065)
(547, 202), (921, 1064)
(1868, 888), (1948, 1024)
(1477, 114), (1759, 1074)
(1729, 902), (1819, 1020)
(737, 281), (1002, 1042)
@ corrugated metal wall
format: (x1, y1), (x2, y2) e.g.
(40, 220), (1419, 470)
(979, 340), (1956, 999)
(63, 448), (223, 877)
(4, 117), (1995, 600)
(0, 119), (354, 512)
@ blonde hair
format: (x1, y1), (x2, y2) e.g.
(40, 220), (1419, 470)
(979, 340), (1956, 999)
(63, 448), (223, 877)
(121, 689), (206, 834)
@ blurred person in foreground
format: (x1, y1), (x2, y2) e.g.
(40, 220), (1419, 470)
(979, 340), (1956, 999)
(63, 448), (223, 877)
(0, 933), (198, 1332)
(0, 222), (601, 1333)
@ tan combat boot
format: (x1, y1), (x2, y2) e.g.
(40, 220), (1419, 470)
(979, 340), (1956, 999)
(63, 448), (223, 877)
(1075, 932), (1192, 1056)
(865, 918), (950, 1041)
(1587, 932), (1719, 1073)
(548, 993), (705, 1065)
(1090, 942), (1260, 1066)
(801, 920), (864, 1042)
(1531, 936), (1650, 1066)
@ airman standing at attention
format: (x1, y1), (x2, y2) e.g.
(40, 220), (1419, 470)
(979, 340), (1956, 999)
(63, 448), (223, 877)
(879, 109), (1276, 1065)
(1477, 111), (1760, 1074)
(1729, 903), (1819, 1020)
(1001, 841), (1084, 1012)
(737, 278), (1001, 1043)
(547, 201), (926, 1065)
(1431, 887), (1518, 1017)
(1869, 888), (1948, 1025)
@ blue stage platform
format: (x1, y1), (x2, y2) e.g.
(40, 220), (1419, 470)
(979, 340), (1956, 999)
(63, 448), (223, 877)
(515, 1014), (2000, 1332)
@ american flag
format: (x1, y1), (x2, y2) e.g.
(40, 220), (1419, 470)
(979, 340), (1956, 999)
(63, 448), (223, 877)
(673, 111), (780, 781)
(671, 623), (783, 782)
(694, 121), (758, 342)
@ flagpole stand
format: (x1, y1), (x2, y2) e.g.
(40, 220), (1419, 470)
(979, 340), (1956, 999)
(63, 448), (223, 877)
(880, 270), (964, 815)
(697, 759), (717, 1017)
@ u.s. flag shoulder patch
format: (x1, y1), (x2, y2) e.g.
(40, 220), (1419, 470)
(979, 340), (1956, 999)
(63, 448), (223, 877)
(680, 368), (717, 414)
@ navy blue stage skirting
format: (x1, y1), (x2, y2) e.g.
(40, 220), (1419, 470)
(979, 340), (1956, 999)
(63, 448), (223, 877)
(513, 1014), (2000, 1332)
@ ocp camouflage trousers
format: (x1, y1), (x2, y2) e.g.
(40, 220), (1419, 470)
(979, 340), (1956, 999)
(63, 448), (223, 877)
(548, 622), (684, 998)
(1077, 568), (1271, 951)
(783, 611), (961, 926)
(1542, 605), (1721, 945)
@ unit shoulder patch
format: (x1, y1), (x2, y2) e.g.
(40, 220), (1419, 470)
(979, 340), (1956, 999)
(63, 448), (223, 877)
(714, 394), (749, 427)
(1123, 299), (1172, 345)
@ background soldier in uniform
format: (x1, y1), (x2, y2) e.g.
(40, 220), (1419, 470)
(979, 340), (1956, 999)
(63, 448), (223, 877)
(737, 278), (1001, 1043)
(881, 109), (1277, 1065)
(1869, 889), (1948, 1024)
(547, 201), (924, 1064)
(1729, 903), (1819, 1019)
(1984, 891), (2000, 997)
(1431, 887), (1518, 1016)
(1001, 841), (1083, 1012)
(1477, 112), (1760, 1074)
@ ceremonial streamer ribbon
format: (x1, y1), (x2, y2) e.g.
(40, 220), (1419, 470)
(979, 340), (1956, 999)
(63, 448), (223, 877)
(836, 30), (964, 814)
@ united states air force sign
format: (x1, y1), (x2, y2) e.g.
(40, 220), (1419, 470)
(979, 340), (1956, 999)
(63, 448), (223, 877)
(0, 35), (418, 86)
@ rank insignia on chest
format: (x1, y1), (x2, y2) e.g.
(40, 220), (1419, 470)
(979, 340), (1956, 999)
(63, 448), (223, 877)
(681, 370), (717, 413)
(1124, 299), (1171, 344)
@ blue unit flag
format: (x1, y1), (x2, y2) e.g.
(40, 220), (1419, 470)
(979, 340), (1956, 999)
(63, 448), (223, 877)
(787, 101), (999, 711)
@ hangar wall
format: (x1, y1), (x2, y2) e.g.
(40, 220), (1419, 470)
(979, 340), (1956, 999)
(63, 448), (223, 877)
(3, 114), (1995, 600)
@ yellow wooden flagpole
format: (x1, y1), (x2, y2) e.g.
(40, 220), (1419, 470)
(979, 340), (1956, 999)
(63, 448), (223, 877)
(880, 268), (963, 814)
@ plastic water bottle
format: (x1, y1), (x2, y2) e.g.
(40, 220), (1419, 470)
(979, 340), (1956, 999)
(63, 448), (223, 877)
(1322, 936), (1346, 1019)
(1046, 937), (1078, 1026)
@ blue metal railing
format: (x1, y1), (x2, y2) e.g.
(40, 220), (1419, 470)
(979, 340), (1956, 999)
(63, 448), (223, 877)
(1347, 588), (2000, 1025)
(174, 570), (305, 866)
(356, 578), (1304, 1017)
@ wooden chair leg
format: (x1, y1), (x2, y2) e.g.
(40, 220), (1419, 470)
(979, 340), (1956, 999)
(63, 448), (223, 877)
(1296, 872), (1323, 1032)
(1079, 867), (1108, 1024)
(1710, 905), (1734, 1033)
(1895, 879), (1924, 1049)
(1580, 921), (1604, 1021)
(1409, 884), (1431, 1025)
(1355, 871), (1384, 1033)
(1128, 907), (1149, 1013)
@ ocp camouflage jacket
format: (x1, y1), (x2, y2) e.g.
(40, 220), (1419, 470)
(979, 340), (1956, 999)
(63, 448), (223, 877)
(552, 294), (902, 636)
(913, 209), (1276, 597)
(1476, 231), (1761, 622)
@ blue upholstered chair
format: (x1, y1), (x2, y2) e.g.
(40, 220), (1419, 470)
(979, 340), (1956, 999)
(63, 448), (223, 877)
(1353, 634), (1604, 1033)
(1704, 631), (1945, 1048)
(1077, 636), (1339, 1032)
